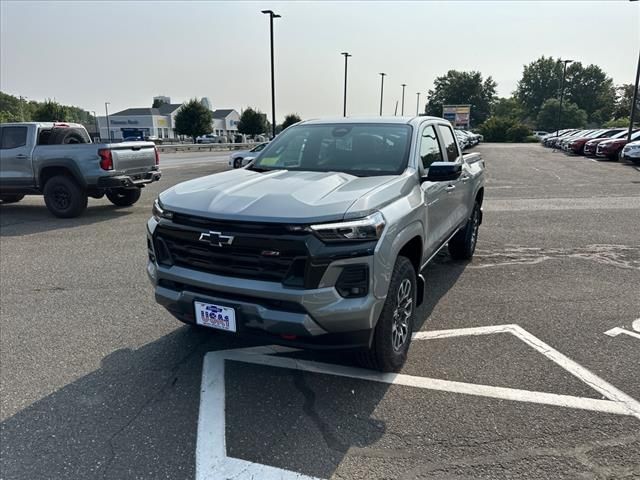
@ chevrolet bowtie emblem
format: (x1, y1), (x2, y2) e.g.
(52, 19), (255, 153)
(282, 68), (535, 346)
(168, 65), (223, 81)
(198, 231), (234, 247)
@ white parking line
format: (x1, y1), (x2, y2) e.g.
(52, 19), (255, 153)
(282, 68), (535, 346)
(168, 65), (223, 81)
(196, 324), (640, 480)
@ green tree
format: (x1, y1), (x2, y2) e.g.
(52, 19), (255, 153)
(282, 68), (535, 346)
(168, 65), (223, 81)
(491, 97), (525, 121)
(515, 56), (564, 119)
(506, 123), (532, 142)
(237, 107), (267, 136)
(613, 83), (640, 120)
(281, 113), (301, 130)
(564, 63), (615, 124)
(425, 70), (497, 126)
(174, 99), (213, 142)
(33, 99), (68, 121)
(516, 57), (617, 123)
(536, 98), (587, 132)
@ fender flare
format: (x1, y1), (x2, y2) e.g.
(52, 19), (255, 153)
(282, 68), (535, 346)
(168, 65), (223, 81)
(37, 159), (87, 189)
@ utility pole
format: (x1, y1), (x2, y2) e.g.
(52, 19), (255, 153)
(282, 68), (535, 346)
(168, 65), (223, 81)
(416, 92), (421, 116)
(379, 73), (386, 116)
(341, 52), (352, 117)
(627, 50), (640, 142)
(91, 110), (99, 141)
(261, 9), (281, 139)
(555, 59), (573, 143)
(401, 84), (406, 115)
(104, 102), (111, 141)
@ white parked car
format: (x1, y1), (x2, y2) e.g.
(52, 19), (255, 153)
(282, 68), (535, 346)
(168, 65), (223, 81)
(196, 134), (223, 144)
(621, 139), (640, 164)
(228, 142), (268, 168)
(533, 131), (549, 139)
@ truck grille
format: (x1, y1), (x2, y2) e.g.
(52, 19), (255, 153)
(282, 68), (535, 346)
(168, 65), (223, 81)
(153, 223), (316, 286)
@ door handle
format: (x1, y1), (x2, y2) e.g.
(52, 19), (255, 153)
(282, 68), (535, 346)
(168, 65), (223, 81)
(461, 174), (470, 183)
(445, 185), (456, 192)
(15, 154), (28, 159)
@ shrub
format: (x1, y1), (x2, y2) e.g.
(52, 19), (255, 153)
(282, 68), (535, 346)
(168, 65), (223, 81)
(479, 117), (532, 142)
(524, 135), (539, 143)
(506, 124), (532, 142)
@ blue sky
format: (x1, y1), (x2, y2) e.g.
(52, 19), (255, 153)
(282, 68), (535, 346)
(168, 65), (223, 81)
(1, 1), (638, 120)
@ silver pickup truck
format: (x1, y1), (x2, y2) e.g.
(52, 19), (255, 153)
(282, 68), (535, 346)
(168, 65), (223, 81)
(147, 117), (485, 371)
(0, 122), (161, 217)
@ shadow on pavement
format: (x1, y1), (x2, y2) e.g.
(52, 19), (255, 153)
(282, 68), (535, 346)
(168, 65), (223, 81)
(0, 203), (133, 237)
(0, 255), (466, 480)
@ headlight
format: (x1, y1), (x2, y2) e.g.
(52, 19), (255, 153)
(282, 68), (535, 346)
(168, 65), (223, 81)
(310, 212), (386, 242)
(152, 199), (173, 221)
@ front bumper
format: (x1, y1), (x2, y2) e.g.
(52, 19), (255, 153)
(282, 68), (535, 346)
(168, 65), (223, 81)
(621, 149), (640, 161)
(97, 170), (162, 188)
(146, 220), (386, 349)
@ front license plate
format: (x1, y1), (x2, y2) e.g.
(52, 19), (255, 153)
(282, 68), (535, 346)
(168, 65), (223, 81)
(194, 301), (237, 332)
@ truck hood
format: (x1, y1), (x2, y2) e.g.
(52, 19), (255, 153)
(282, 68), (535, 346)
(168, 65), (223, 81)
(159, 168), (402, 223)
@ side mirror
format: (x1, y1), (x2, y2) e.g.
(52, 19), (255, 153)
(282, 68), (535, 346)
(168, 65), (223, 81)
(424, 162), (462, 182)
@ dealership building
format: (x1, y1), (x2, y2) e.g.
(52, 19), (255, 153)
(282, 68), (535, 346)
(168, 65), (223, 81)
(97, 98), (240, 141)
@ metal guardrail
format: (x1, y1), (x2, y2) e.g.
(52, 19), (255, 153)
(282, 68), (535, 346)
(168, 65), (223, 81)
(157, 143), (255, 153)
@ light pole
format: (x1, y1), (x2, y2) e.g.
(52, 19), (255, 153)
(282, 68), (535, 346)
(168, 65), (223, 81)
(261, 9), (281, 139)
(104, 102), (111, 141)
(400, 84), (406, 116)
(91, 110), (99, 141)
(627, 50), (640, 142)
(416, 92), (421, 116)
(379, 73), (386, 116)
(341, 52), (352, 117)
(19, 96), (27, 121)
(555, 59), (573, 142)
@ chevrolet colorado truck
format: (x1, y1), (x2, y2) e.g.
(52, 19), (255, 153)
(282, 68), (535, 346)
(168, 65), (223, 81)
(0, 122), (161, 217)
(147, 117), (485, 371)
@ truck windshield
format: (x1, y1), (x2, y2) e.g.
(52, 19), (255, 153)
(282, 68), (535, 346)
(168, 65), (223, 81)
(251, 123), (412, 176)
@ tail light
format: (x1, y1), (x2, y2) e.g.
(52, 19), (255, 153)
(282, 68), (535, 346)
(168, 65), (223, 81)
(154, 146), (160, 166)
(98, 149), (113, 170)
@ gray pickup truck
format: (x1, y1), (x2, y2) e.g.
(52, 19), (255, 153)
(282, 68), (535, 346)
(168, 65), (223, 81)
(147, 117), (485, 371)
(0, 122), (161, 217)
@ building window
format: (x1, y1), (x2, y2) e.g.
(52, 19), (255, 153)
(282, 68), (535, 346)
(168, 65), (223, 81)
(164, 128), (169, 138)
(158, 128), (163, 139)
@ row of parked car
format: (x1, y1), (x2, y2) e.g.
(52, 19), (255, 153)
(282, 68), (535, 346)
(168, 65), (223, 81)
(454, 130), (483, 149)
(541, 127), (640, 163)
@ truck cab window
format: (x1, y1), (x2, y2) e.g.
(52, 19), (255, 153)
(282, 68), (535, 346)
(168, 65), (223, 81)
(1, 126), (27, 150)
(419, 125), (443, 169)
(438, 125), (461, 162)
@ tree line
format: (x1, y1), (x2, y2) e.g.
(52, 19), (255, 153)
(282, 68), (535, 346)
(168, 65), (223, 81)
(0, 92), (95, 127)
(424, 56), (638, 142)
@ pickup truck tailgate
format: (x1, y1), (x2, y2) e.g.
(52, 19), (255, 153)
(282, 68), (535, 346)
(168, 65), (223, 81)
(110, 142), (157, 173)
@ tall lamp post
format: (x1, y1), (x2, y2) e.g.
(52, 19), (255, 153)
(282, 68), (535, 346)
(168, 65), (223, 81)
(555, 59), (573, 143)
(91, 110), (99, 141)
(400, 84), (407, 115)
(627, 50), (640, 142)
(416, 92), (421, 116)
(379, 73), (386, 116)
(104, 102), (111, 141)
(261, 9), (281, 139)
(341, 52), (352, 117)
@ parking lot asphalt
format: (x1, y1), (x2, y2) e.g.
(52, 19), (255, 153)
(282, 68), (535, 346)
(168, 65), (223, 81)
(1, 145), (639, 479)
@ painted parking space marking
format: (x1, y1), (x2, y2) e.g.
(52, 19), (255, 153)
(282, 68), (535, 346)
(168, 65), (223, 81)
(196, 325), (640, 480)
(605, 318), (640, 340)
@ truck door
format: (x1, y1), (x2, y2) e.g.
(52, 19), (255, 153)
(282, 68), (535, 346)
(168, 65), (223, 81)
(436, 124), (468, 231)
(419, 124), (455, 258)
(0, 125), (35, 189)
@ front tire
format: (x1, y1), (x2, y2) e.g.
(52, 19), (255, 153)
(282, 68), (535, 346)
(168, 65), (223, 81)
(106, 188), (142, 207)
(43, 175), (87, 218)
(0, 194), (25, 204)
(233, 158), (243, 168)
(448, 201), (481, 260)
(358, 256), (416, 372)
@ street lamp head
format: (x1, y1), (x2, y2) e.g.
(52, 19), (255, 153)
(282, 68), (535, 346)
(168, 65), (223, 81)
(341, 52), (352, 57)
(261, 9), (280, 17)
(379, 72), (386, 77)
(401, 83), (407, 87)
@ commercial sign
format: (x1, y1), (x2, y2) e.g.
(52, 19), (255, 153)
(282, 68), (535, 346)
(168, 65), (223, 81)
(442, 105), (471, 128)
